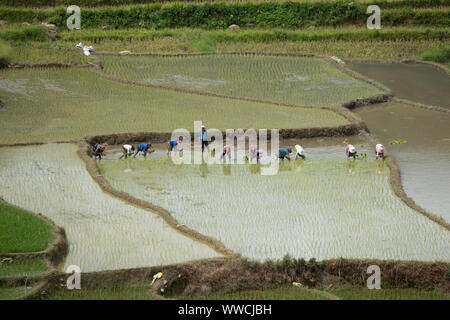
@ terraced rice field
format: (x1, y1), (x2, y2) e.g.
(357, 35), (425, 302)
(98, 145), (450, 262)
(0, 144), (219, 272)
(100, 54), (382, 107)
(0, 67), (349, 145)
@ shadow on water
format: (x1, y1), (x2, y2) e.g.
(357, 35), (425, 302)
(349, 62), (450, 109)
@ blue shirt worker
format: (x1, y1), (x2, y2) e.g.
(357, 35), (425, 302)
(201, 125), (209, 153)
(134, 142), (153, 158)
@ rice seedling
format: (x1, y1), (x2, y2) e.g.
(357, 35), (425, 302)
(0, 258), (47, 278)
(0, 144), (219, 272)
(0, 202), (52, 253)
(98, 145), (450, 262)
(0, 67), (349, 144)
(100, 54), (381, 107)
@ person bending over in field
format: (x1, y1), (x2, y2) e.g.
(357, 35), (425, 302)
(167, 139), (182, 155)
(119, 144), (135, 159)
(249, 147), (263, 163)
(221, 145), (231, 162)
(278, 147), (293, 160)
(134, 142), (153, 158)
(295, 145), (306, 160)
(92, 143), (105, 160)
(346, 144), (357, 159)
(375, 143), (385, 160)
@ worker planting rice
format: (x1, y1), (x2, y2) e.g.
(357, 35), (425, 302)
(119, 144), (135, 159)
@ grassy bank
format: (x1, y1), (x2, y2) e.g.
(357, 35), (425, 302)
(2, 0), (448, 9)
(0, 2), (448, 29)
(0, 258), (48, 278)
(45, 285), (163, 300)
(0, 202), (52, 253)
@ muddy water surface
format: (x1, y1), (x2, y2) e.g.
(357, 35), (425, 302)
(0, 144), (219, 272)
(98, 145), (450, 262)
(349, 62), (450, 109)
(357, 102), (450, 222)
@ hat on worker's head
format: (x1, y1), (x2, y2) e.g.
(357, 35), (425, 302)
(349, 146), (356, 153)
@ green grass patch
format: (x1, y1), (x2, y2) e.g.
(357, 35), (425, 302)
(182, 285), (329, 300)
(0, 202), (52, 253)
(418, 43), (450, 64)
(328, 287), (449, 300)
(0, 258), (48, 278)
(0, 39), (11, 67)
(0, 25), (46, 43)
(45, 285), (162, 300)
(0, 285), (29, 300)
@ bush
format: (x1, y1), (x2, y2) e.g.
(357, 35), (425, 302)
(419, 44), (450, 63)
(0, 25), (47, 43)
(0, 39), (11, 67)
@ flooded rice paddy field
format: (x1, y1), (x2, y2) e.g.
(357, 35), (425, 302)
(0, 67), (348, 144)
(100, 55), (381, 108)
(98, 145), (450, 262)
(349, 62), (450, 109)
(358, 102), (450, 222)
(0, 144), (219, 272)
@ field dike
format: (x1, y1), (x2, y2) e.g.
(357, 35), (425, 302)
(45, 257), (449, 298)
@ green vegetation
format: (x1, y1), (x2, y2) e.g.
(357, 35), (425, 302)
(0, 285), (29, 300)
(0, 25), (47, 43)
(327, 287), (449, 300)
(183, 285), (330, 300)
(0, 39), (10, 67)
(98, 152), (450, 262)
(45, 285), (162, 300)
(100, 54), (381, 107)
(0, 2), (448, 29)
(0, 258), (48, 278)
(1, 0), (448, 9)
(0, 202), (52, 253)
(0, 67), (349, 144)
(419, 43), (450, 64)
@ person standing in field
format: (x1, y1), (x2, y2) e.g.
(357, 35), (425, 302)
(201, 125), (209, 153)
(346, 144), (357, 159)
(133, 142), (153, 158)
(375, 143), (385, 160)
(119, 144), (135, 159)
